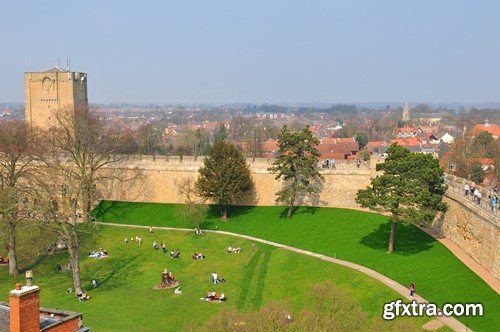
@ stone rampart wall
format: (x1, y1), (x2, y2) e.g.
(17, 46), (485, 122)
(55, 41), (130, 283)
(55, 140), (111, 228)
(101, 155), (499, 281)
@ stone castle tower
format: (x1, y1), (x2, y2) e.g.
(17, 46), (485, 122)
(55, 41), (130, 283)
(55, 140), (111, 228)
(24, 66), (88, 129)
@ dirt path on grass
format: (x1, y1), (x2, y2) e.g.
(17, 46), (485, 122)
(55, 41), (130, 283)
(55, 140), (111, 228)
(97, 222), (471, 332)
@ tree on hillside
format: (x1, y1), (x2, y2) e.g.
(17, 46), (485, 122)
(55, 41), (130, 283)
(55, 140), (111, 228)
(0, 120), (38, 275)
(447, 134), (471, 179)
(196, 141), (254, 220)
(356, 144), (447, 253)
(472, 131), (494, 158)
(494, 140), (500, 185)
(214, 124), (228, 143)
(137, 123), (162, 155)
(469, 163), (485, 184)
(184, 128), (210, 160)
(176, 177), (208, 230)
(268, 125), (324, 218)
(355, 133), (368, 150)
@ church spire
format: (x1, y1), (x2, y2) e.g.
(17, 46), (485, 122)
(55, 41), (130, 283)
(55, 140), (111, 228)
(402, 102), (410, 123)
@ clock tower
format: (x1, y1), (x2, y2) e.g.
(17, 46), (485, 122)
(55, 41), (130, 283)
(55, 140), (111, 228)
(24, 65), (88, 129)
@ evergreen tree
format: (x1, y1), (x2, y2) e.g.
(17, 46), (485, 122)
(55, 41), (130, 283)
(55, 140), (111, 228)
(469, 163), (485, 184)
(356, 144), (447, 253)
(214, 124), (228, 143)
(196, 141), (254, 219)
(269, 125), (324, 218)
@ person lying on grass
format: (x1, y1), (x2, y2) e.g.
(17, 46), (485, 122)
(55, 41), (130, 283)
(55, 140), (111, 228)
(227, 246), (241, 253)
(88, 249), (108, 259)
(203, 291), (226, 302)
(192, 252), (205, 259)
(170, 249), (180, 259)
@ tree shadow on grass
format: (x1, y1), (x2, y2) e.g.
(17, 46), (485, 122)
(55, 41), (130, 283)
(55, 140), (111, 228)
(82, 254), (141, 291)
(359, 222), (436, 256)
(278, 206), (319, 219)
(91, 200), (144, 223)
(204, 205), (257, 223)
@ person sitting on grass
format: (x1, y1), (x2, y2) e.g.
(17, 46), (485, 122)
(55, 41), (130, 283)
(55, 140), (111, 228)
(153, 240), (158, 251)
(160, 242), (167, 253)
(203, 291), (226, 302)
(124, 237), (128, 244)
(170, 249), (180, 259)
(192, 252), (205, 259)
(211, 272), (226, 284)
(174, 286), (182, 294)
(92, 278), (100, 288)
(76, 291), (91, 301)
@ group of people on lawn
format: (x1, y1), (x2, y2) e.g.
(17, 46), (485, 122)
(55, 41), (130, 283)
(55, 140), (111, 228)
(72, 226), (236, 302)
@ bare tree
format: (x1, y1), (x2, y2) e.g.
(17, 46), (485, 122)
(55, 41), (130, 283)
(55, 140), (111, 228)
(39, 107), (135, 293)
(0, 120), (38, 275)
(176, 177), (208, 230)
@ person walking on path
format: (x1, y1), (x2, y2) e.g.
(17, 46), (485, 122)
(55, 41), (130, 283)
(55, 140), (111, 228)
(464, 183), (470, 196)
(409, 282), (415, 299)
(473, 188), (479, 203)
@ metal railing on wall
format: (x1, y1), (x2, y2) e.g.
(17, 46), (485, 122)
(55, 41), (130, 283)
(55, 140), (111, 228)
(445, 176), (498, 217)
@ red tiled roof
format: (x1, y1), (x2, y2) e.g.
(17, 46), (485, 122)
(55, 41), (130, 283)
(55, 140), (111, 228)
(261, 139), (278, 152)
(365, 141), (388, 149)
(472, 158), (495, 166)
(470, 124), (500, 137)
(390, 138), (421, 147)
(418, 126), (439, 134)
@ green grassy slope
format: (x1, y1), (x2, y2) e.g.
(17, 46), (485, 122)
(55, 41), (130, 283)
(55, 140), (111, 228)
(93, 201), (500, 331)
(0, 226), (431, 331)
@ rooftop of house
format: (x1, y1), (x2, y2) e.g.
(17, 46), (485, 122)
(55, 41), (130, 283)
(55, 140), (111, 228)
(470, 123), (500, 137)
(0, 301), (89, 332)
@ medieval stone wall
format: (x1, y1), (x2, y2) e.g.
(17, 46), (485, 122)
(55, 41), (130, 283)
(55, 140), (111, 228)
(433, 177), (500, 279)
(102, 156), (375, 209)
(100, 155), (499, 280)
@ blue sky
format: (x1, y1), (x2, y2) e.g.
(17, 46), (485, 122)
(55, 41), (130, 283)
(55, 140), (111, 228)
(1, 0), (499, 104)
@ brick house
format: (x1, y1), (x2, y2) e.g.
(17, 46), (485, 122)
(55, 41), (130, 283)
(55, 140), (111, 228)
(0, 280), (89, 332)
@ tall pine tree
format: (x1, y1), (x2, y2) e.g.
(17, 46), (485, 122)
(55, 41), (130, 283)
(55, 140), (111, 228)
(196, 141), (254, 219)
(269, 125), (324, 218)
(356, 144), (447, 253)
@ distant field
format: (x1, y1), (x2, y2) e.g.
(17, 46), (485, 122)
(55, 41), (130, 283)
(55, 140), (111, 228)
(93, 201), (500, 331)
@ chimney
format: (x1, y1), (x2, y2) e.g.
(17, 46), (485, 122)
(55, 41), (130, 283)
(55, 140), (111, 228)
(9, 274), (40, 332)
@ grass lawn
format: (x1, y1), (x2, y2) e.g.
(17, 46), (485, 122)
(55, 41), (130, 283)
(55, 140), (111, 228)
(93, 201), (500, 331)
(0, 226), (433, 331)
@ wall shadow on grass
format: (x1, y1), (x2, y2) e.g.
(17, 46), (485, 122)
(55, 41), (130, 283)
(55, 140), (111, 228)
(359, 222), (436, 256)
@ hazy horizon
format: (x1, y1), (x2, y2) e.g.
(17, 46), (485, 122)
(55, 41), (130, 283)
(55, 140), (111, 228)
(1, 1), (499, 104)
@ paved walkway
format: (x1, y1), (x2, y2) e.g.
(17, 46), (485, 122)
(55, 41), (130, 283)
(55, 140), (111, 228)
(97, 222), (471, 332)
